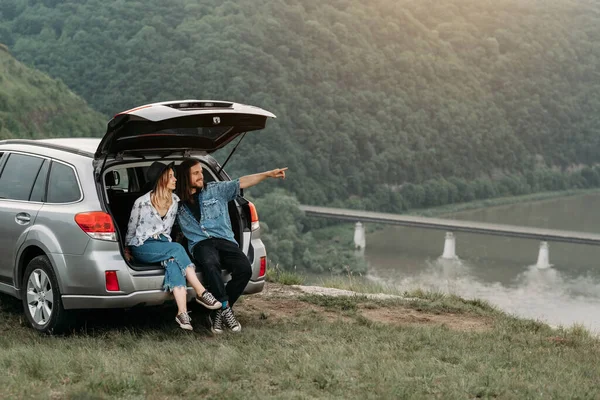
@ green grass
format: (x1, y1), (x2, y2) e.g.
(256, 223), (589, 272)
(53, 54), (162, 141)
(1, 287), (600, 399)
(401, 288), (500, 314)
(265, 264), (306, 285)
(318, 274), (404, 296)
(298, 289), (500, 317)
(299, 294), (366, 312)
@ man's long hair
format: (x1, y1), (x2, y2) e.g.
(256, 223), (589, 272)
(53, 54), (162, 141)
(176, 158), (201, 204)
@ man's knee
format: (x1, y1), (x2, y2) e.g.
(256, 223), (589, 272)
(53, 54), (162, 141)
(235, 261), (252, 280)
(201, 260), (221, 273)
(192, 254), (219, 272)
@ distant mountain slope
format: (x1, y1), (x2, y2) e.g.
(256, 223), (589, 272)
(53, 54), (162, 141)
(0, 45), (106, 139)
(1, 0), (599, 209)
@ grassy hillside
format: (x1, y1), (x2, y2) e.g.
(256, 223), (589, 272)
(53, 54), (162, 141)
(1, 282), (599, 398)
(1, 0), (600, 211)
(0, 45), (106, 139)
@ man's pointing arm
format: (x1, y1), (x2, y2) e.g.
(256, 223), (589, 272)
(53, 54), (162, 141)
(239, 167), (288, 189)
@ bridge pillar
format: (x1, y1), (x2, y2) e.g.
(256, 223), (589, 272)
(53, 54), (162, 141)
(441, 232), (457, 259)
(536, 241), (551, 269)
(354, 222), (366, 250)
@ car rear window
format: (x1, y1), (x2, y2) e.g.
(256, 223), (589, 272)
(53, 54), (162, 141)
(47, 162), (81, 203)
(0, 153), (45, 201)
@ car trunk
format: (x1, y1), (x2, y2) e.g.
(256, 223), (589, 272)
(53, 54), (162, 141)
(93, 100), (275, 271)
(94, 100), (275, 164)
(101, 159), (249, 271)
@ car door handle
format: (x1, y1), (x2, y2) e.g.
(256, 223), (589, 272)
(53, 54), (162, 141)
(15, 213), (31, 225)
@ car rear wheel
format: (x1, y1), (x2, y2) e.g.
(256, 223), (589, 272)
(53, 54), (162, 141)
(21, 255), (71, 334)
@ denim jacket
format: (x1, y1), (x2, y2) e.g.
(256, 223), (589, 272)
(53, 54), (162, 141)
(125, 191), (180, 247)
(177, 179), (240, 252)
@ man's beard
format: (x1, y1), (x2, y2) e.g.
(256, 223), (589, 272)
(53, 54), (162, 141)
(192, 181), (204, 190)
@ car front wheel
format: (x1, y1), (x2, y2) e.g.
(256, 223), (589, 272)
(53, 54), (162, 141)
(21, 255), (71, 334)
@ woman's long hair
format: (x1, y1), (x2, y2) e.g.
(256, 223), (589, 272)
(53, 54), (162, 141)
(175, 158), (200, 204)
(151, 168), (173, 211)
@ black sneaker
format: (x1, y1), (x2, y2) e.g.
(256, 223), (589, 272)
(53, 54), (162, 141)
(175, 312), (193, 331)
(196, 290), (222, 310)
(222, 307), (241, 333)
(211, 309), (224, 334)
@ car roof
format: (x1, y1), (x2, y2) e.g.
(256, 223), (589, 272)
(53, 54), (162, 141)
(38, 138), (101, 155)
(0, 138), (101, 157)
(0, 138), (218, 167)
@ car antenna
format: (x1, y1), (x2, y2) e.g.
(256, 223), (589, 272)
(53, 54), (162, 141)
(218, 132), (247, 175)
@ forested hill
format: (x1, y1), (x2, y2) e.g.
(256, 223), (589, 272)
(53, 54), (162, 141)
(1, 0), (600, 209)
(0, 46), (106, 139)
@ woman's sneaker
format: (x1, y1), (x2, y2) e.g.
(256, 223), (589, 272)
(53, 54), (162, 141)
(222, 307), (241, 333)
(196, 290), (222, 310)
(175, 312), (193, 331)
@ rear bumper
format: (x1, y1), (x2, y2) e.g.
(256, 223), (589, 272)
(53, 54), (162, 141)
(244, 278), (265, 295)
(62, 289), (173, 309)
(62, 278), (265, 309)
(59, 237), (267, 310)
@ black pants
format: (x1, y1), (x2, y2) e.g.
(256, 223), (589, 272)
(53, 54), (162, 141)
(192, 238), (252, 307)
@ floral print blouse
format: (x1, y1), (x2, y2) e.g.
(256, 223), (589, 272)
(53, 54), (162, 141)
(125, 191), (180, 247)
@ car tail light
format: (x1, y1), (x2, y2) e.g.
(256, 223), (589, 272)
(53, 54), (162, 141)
(248, 202), (260, 231)
(105, 271), (120, 291)
(259, 256), (267, 277)
(75, 212), (116, 241)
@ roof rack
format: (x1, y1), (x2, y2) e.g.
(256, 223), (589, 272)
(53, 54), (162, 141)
(0, 139), (95, 158)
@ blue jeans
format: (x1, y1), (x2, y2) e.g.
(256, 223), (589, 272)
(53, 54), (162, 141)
(131, 235), (195, 292)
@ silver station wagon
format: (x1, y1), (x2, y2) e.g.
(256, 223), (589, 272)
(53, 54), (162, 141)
(0, 100), (273, 333)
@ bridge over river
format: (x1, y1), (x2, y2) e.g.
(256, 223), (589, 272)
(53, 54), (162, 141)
(299, 205), (600, 268)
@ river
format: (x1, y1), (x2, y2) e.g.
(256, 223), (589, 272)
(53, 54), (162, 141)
(364, 192), (600, 332)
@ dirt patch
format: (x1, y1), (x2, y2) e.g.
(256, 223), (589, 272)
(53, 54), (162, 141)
(257, 281), (304, 298)
(240, 296), (354, 323)
(360, 306), (491, 332)
(237, 283), (492, 332)
(291, 284), (404, 301)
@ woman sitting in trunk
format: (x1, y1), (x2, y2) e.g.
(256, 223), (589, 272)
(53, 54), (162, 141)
(124, 161), (221, 330)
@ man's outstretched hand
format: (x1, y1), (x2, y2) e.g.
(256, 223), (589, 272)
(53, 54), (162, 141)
(267, 167), (288, 179)
(240, 168), (289, 189)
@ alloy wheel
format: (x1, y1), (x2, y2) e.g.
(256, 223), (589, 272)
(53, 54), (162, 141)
(26, 269), (54, 325)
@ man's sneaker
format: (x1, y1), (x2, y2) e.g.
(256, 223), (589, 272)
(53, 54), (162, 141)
(175, 312), (193, 331)
(196, 290), (222, 310)
(222, 307), (242, 333)
(211, 310), (224, 334)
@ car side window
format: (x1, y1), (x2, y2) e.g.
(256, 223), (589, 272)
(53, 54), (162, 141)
(0, 153), (45, 201)
(126, 168), (140, 192)
(47, 161), (81, 203)
(29, 159), (50, 202)
(107, 168), (130, 192)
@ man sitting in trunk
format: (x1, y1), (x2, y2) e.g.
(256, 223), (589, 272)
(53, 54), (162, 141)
(175, 158), (287, 333)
